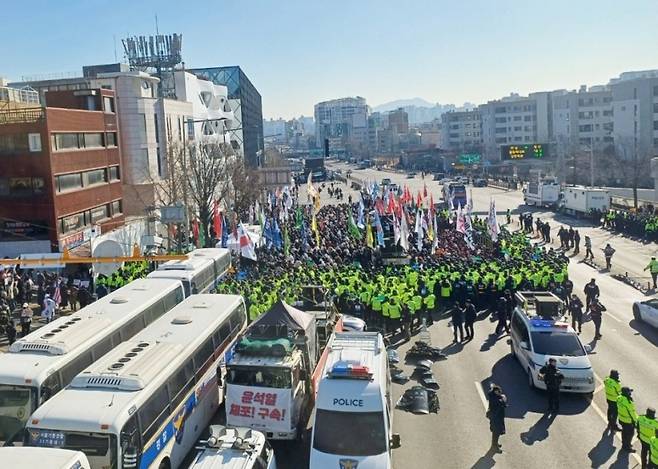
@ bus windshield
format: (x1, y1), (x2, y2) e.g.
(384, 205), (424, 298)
(227, 366), (292, 389)
(313, 409), (386, 456)
(27, 429), (117, 468)
(0, 384), (37, 442)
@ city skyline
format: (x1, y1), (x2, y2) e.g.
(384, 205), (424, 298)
(3, 0), (658, 119)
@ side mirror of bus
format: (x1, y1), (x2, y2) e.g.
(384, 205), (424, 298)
(391, 433), (401, 449)
(216, 367), (223, 387)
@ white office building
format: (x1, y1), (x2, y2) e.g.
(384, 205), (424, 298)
(315, 97), (369, 156)
(479, 92), (552, 161)
(440, 109), (481, 153)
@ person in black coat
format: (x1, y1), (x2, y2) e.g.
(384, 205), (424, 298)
(487, 383), (507, 452)
(494, 296), (509, 335)
(451, 301), (465, 343)
(464, 299), (477, 341)
(539, 358), (564, 413)
(568, 294), (584, 333)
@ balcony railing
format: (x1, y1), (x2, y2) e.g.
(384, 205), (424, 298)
(0, 108), (46, 125)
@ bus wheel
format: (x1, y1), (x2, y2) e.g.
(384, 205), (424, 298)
(158, 458), (171, 469)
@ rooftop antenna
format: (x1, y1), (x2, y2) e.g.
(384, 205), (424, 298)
(113, 34), (118, 62)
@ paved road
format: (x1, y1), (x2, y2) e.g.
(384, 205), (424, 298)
(272, 162), (658, 469)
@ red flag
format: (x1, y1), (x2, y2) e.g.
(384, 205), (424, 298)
(192, 219), (200, 244)
(423, 183), (428, 198)
(387, 191), (395, 214)
(213, 201), (222, 240)
(417, 191), (422, 207)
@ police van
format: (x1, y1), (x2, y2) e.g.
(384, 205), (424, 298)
(509, 291), (595, 394)
(309, 332), (399, 469)
(189, 425), (276, 469)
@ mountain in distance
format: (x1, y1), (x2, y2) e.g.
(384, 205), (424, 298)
(372, 97), (436, 113)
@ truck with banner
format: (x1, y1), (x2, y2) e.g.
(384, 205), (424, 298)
(225, 298), (341, 440)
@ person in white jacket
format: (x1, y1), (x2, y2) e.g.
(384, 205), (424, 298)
(42, 294), (56, 323)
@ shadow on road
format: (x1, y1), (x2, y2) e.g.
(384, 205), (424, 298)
(519, 413), (556, 445)
(481, 355), (591, 419)
(629, 318), (658, 347)
(587, 431), (616, 468)
(469, 448), (497, 469)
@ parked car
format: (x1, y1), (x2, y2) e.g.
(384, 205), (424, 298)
(473, 178), (488, 187)
(633, 299), (658, 328)
(407, 172), (417, 178)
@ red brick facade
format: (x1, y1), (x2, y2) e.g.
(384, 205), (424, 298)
(0, 89), (124, 252)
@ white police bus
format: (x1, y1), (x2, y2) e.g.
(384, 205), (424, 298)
(0, 278), (185, 444)
(310, 332), (397, 469)
(147, 248), (231, 297)
(25, 294), (247, 469)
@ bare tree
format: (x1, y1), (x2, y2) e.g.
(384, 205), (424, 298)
(615, 137), (653, 208)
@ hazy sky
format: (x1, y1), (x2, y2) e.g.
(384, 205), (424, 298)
(3, 0), (658, 119)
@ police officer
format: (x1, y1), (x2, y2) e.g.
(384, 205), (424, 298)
(617, 386), (639, 452)
(645, 257), (658, 290)
(451, 301), (465, 343)
(589, 299), (606, 340)
(539, 358), (564, 414)
(464, 299), (477, 341)
(604, 370), (622, 432)
(638, 408), (658, 469)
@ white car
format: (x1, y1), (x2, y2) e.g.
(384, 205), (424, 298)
(510, 309), (595, 394)
(633, 298), (658, 328)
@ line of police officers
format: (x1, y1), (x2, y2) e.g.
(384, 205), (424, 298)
(604, 369), (658, 468)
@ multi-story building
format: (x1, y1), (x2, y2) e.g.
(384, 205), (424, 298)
(609, 70), (658, 159)
(551, 85), (614, 151)
(12, 65), (234, 216)
(440, 109), (481, 153)
(315, 97), (369, 157)
(0, 88), (123, 256)
(479, 92), (552, 161)
(189, 66), (264, 167)
(388, 108), (409, 134)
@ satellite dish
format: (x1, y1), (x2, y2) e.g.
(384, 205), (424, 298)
(92, 240), (125, 276)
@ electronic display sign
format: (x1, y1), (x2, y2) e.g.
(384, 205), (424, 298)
(501, 144), (547, 160)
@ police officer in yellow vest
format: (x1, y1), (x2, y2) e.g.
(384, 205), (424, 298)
(651, 429), (658, 469)
(617, 386), (639, 452)
(604, 370), (623, 432)
(638, 408), (658, 469)
(645, 257), (658, 290)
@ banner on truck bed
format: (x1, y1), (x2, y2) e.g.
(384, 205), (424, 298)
(226, 384), (291, 433)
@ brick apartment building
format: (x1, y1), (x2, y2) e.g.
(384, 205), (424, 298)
(0, 88), (124, 256)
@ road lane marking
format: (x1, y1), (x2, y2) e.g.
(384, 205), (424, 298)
(603, 311), (622, 323)
(474, 381), (488, 411)
(587, 396), (642, 465)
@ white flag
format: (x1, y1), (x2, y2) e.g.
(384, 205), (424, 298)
(487, 198), (500, 242)
(415, 210), (424, 251)
(400, 211), (410, 252)
(238, 223), (257, 261)
(393, 214), (401, 246)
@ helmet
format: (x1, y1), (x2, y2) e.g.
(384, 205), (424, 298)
(621, 386), (633, 397)
(610, 370), (620, 380)
(647, 407), (656, 419)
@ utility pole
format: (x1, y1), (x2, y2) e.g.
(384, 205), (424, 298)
(590, 144), (594, 187)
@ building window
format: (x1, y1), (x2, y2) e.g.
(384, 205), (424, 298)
(579, 124), (593, 132)
(90, 205), (109, 223)
(111, 199), (122, 216)
(106, 132), (117, 147)
(28, 133), (42, 152)
(83, 133), (104, 148)
(103, 96), (115, 113)
(603, 110), (613, 117)
(495, 107), (506, 113)
(59, 212), (85, 234)
(56, 173), (83, 192)
(495, 137), (507, 143)
(6, 178), (44, 197)
(154, 114), (159, 143)
(53, 133), (80, 151)
(514, 136), (522, 142)
(654, 121), (658, 131)
(109, 166), (120, 181)
(495, 117), (506, 124)
(495, 127), (506, 134)
(83, 169), (107, 186)
(513, 116), (522, 121)
(0, 134), (29, 154)
(514, 126), (522, 131)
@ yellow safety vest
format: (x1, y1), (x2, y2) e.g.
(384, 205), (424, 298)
(388, 303), (401, 319)
(638, 415), (658, 444)
(424, 295), (436, 309)
(603, 377), (621, 403)
(617, 396), (637, 425)
(381, 302), (390, 318)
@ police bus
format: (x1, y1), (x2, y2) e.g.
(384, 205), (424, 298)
(0, 278), (185, 445)
(25, 294), (247, 469)
(310, 332), (398, 469)
(147, 248), (231, 297)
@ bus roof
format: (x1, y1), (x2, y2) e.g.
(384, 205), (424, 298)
(0, 447), (89, 468)
(155, 248), (229, 271)
(0, 278), (184, 387)
(28, 294), (244, 434)
(315, 332), (387, 413)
